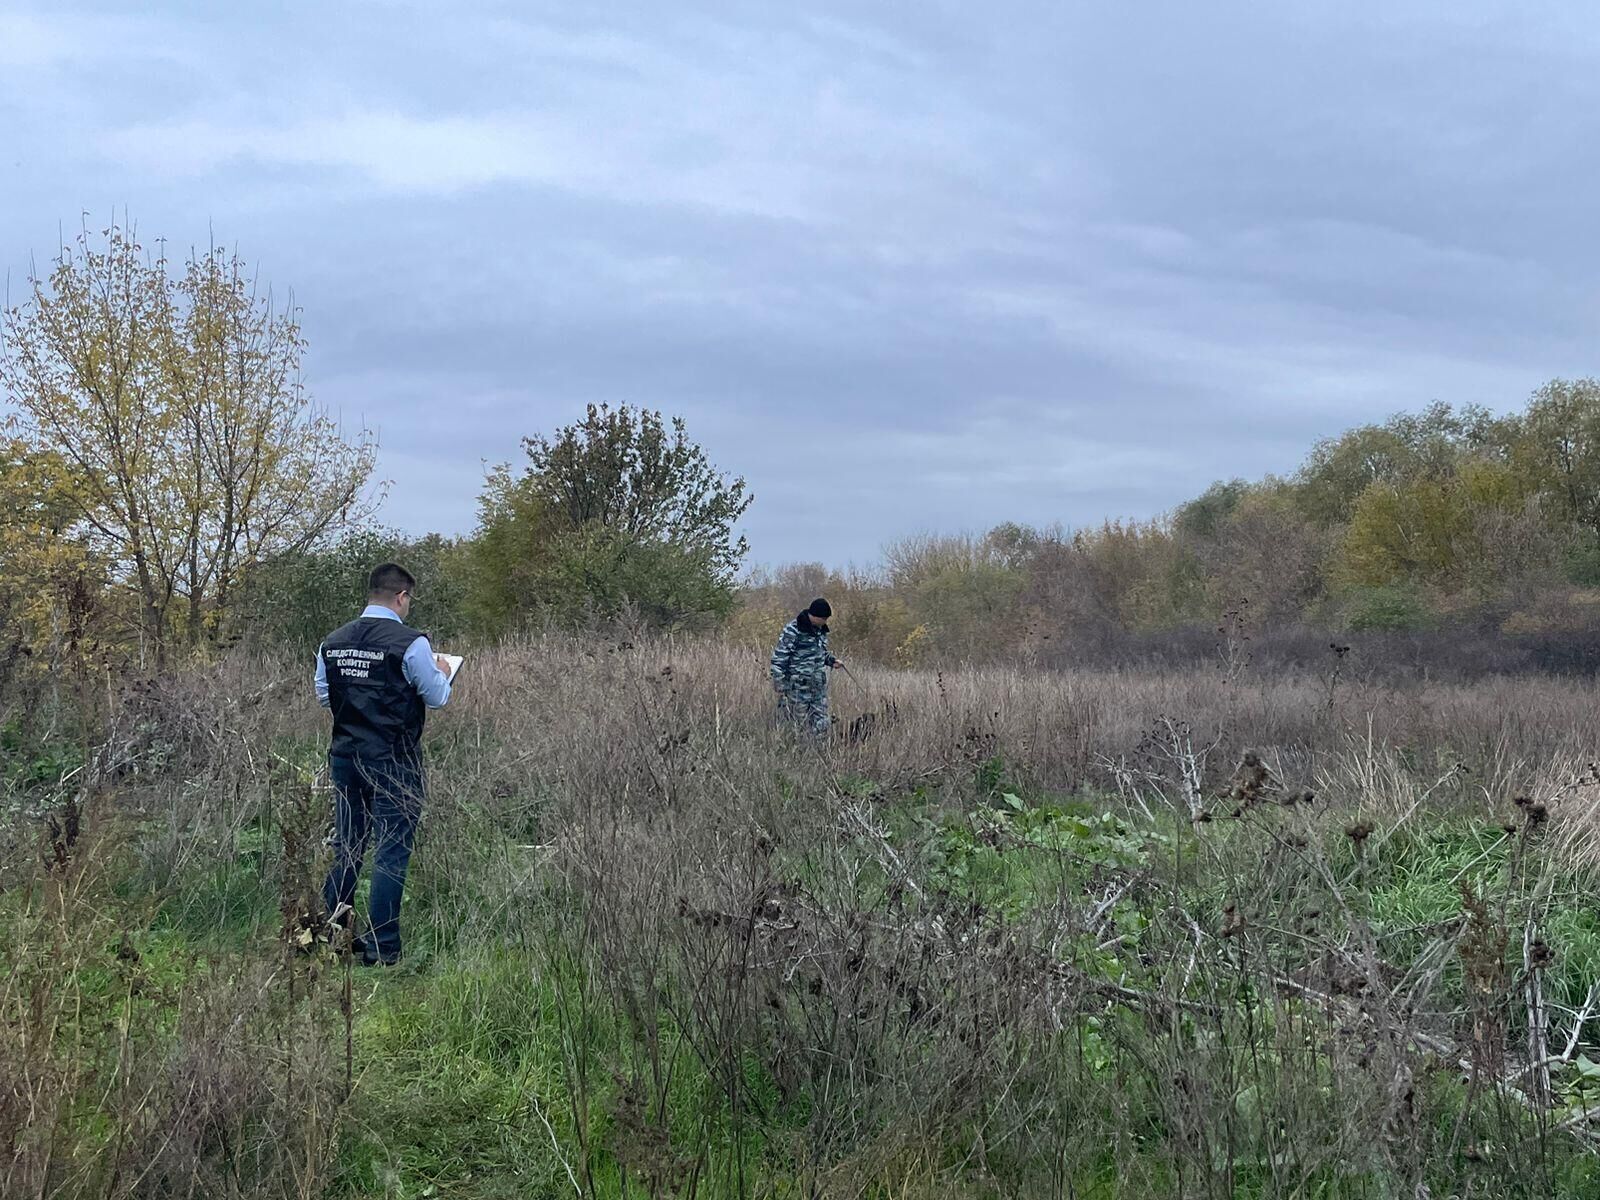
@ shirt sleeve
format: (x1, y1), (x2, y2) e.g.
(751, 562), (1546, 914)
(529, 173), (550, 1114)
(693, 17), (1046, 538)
(770, 624), (796, 685)
(402, 636), (453, 709)
(314, 645), (330, 708)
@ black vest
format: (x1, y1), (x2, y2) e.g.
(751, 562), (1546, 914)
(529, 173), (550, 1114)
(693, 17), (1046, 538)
(321, 616), (426, 761)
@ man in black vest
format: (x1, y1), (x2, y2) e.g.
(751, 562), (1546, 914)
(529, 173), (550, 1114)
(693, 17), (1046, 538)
(315, 562), (455, 965)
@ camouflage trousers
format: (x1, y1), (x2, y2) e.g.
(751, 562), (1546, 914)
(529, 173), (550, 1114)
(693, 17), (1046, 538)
(776, 679), (830, 736)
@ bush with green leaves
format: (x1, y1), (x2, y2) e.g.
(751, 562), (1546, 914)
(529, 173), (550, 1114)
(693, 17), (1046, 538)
(237, 529), (474, 651)
(1341, 583), (1433, 632)
(470, 404), (751, 632)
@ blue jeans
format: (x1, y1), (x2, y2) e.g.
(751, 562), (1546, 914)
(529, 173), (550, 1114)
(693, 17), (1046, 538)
(321, 753), (424, 963)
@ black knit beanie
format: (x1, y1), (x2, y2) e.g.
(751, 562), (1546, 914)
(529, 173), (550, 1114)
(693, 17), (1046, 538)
(808, 598), (833, 621)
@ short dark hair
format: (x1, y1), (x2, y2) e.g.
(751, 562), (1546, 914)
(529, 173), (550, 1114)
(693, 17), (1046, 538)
(368, 562), (416, 599)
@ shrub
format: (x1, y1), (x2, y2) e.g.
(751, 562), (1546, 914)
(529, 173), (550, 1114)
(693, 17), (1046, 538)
(1343, 584), (1433, 632)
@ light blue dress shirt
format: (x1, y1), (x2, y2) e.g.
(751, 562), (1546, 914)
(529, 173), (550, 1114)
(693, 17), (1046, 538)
(314, 604), (453, 710)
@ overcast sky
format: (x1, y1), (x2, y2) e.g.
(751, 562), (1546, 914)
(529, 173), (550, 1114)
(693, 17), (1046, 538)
(3, 2), (1596, 567)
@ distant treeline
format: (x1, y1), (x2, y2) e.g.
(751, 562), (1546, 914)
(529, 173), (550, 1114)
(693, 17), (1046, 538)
(6, 224), (1599, 679)
(735, 381), (1600, 674)
(243, 379), (1600, 678)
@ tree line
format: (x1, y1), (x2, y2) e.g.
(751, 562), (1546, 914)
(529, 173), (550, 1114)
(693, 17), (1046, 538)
(7, 222), (1600, 679)
(738, 385), (1600, 671)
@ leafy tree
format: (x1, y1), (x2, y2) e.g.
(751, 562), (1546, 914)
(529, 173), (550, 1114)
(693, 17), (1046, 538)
(529, 524), (738, 629)
(1073, 521), (1206, 631)
(1190, 485), (1328, 621)
(0, 222), (376, 662)
(1343, 584), (1431, 632)
(982, 521), (1047, 571)
(1174, 479), (1251, 540)
(524, 404), (751, 583)
(1336, 479), (1467, 587)
(472, 405), (752, 630)
(238, 529), (472, 651)
(1334, 460), (1525, 591)
(1508, 378), (1600, 538)
(0, 440), (111, 670)
(1294, 402), (1495, 527)
(1563, 541), (1600, 587)
(880, 532), (1033, 658)
(907, 560), (1025, 660)
(834, 594), (919, 664)
(465, 463), (556, 635)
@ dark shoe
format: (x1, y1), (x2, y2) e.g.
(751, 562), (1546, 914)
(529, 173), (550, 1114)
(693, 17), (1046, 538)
(360, 954), (401, 968)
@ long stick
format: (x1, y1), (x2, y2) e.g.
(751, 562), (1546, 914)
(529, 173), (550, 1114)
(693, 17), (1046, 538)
(837, 662), (867, 694)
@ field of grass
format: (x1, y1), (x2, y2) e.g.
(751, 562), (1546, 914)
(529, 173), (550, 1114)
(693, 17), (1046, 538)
(7, 636), (1600, 1197)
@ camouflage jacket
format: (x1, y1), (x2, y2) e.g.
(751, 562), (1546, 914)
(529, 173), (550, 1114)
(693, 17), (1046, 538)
(769, 613), (837, 689)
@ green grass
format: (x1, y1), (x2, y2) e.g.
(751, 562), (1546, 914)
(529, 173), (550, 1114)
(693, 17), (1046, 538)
(13, 751), (1600, 1198)
(328, 944), (800, 1198)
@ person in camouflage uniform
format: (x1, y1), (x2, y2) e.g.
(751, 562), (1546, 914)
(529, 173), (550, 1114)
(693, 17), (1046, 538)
(769, 598), (842, 735)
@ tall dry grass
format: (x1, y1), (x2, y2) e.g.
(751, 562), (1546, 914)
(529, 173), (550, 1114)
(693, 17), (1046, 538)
(444, 632), (1600, 823)
(411, 635), (1600, 1194)
(4, 632), (1600, 1196)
